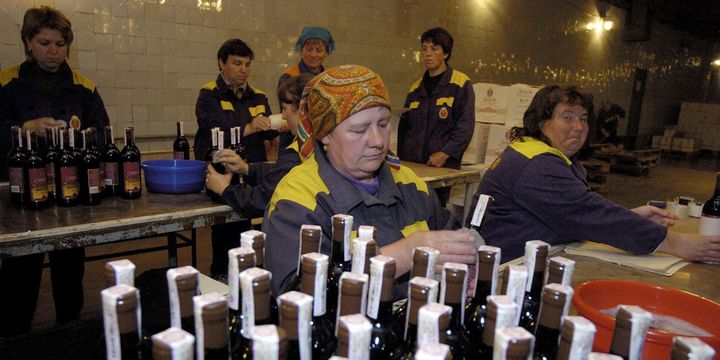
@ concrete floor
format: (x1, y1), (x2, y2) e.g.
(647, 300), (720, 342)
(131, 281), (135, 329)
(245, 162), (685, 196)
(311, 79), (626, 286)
(27, 157), (720, 331)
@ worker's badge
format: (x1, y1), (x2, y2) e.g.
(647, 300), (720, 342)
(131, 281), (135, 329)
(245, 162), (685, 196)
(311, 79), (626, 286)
(69, 115), (81, 129)
(438, 106), (449, 120)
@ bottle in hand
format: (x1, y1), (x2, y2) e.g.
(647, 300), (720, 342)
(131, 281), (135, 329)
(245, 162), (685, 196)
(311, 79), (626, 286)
(699, 172), (720, 236)
(119, 127), (142, 199)
(173, 121), (190, 160)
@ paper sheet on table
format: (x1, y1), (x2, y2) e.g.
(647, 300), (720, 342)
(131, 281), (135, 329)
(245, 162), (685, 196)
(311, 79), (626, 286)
(564, 241), (689, 276)
(198, 272), (229, 297)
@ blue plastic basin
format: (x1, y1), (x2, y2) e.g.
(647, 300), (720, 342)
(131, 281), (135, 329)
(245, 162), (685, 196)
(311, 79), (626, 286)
(141, 160), (205, 194)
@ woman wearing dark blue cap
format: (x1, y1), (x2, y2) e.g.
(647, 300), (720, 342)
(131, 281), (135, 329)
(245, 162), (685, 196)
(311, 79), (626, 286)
(277, 26), (335, 89)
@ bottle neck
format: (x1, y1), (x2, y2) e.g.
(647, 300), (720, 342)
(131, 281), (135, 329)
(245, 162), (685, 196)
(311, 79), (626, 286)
(528, 270), (544, 296)
(106, 127), (115, 145)
(448, 302), (464, 329)
(373, 300), (394, 325)
(714, 173), (720, 196)
(470, 280), (493, 308)
(177, 122), (184, 137)
(331, 238), (346, 263)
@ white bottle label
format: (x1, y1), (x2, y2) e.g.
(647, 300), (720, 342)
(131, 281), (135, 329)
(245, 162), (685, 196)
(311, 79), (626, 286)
(698, 215), (720, 236)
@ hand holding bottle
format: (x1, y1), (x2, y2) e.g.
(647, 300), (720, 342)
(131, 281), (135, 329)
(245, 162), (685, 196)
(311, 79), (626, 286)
(22, 117), (66, 136)
(213, 149), (249, 175)
(205, 163), (233, 196)
(656, 232), (720, 263)
(381, 230), (476, 277)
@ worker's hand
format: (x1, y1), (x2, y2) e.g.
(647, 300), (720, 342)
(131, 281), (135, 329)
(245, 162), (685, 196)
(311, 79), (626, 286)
(245, 115), (271, 136)
(215, 149), (249, 175)
(381, 230), (476, 278)
(656, 232), (720, 263)
(427, 151), (450, 168)
(22, 117), (66, 136)
(632, 205), (678, 227)
(205, 163), (233, 195)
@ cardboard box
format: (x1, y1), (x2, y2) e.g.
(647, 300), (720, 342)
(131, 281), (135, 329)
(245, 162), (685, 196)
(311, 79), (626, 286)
(505, 84), (540, 128)
(484, 124), (512, 164)
(462, 123), (492, 164)
(473, 83), (508, 124)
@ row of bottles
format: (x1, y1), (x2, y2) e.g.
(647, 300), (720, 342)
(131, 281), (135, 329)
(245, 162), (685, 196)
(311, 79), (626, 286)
(7, 125), (142, 208)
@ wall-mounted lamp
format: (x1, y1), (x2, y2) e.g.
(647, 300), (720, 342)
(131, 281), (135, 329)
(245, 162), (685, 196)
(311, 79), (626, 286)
(586, 15), (614, 33)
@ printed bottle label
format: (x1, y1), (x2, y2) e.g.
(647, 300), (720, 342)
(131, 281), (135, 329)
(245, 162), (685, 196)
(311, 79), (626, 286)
(173, 151), (185, 160)
(88, 168), (101, 194)
(60, 166), (79, 199)
(104, 162), (118, 185)
(46, 163), (56, 194)
(9, 167), (24, 193)
(123, 162), (141, 192)
(28, 167), (48, 201)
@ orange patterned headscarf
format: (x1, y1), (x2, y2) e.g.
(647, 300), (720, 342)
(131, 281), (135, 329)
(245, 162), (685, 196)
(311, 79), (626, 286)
(296, 64), (391, 160)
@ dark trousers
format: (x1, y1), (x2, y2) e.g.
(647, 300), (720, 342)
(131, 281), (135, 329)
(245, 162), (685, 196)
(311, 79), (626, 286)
(0, 248), (85, 337)
(210, 220), (251, 277)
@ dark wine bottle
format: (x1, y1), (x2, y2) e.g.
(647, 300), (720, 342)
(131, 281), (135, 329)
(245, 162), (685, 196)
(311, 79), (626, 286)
(608, 305), (652, 360)
(237, 268), (279, 357)
(494, 327), (535, 360)
(194, 293), (230, 360)
(334, 314), (372, 359)
(417, 303), (451, 348)
(69, 127), (83, 161)
(282, 224), (323, 294)
(87, 127), (105, 194)
(366, 255), (401, 359)
(500, 264), (528, 327)
(232, 127), (247, 160)
(335, 272), (368, 333)
(23, 130), (49, 209)
(151, 327), (195, 360)
(103, 126), (121, 196)
(545, 256), (575, 287)
(228, 247), (256, 358)
(519, 240), (550, 331)
(670, 336), (716, 360)
(413, 343), (451, 360)
(79, 129), (102, 205)
(326, 214), (354, 325)
(392, 246), (440, 337)
(101, 284), (144, 360)
(56, 129), (79, 207)
(556, 315), (597, 360)
(465, 245), (501, 341)
(401, 277), (439, 360)
(119, 127), (142, 199)
(173, 121), (190, 160)
(240, 230), (267, 269)
(533, 284), (574, 360)
(250, 324), (288, 360)
(699, 172), (720, 236)
(351, 237), (376, 275)
(439, 263), (473, 360)
(104, 259), (136, 288)
(167, 266), (200, 336)
(299, 252), (336, 360)
(8, 126), (27, 206)
(476, 295), (518, 358)
(277, 291), (313, 360)
(44, 127), (60, 202)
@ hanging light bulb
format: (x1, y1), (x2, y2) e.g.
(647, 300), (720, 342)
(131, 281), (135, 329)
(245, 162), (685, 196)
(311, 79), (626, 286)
(712, 59), (720, 67)
(603, 20), (614, 30)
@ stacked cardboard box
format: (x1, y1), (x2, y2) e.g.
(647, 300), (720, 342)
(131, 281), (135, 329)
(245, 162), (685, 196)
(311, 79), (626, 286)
(677, 102), (720, 152)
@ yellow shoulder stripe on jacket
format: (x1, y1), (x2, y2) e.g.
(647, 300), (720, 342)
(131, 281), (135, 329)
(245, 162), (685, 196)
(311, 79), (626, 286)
(390, 165), (429, 195)
(0, 65), (20, 87)
(408, 77), (423, 93)
(72, 70), (96, 91)
(283, 65), (300, 77)
(267, 156), (330, 215)
(249, 105), (266, 117)
(409, 101), (420, 110)
(510, 137), (572, 165)
(249, 85), (265, 95)
(202, 81), (217, 91)
(220, 101), (234, 111)
(401, 221), (429, 238)
(287, 140), (299, 153)
(449, 69), (471, 87)
(436, 97), (454, 107)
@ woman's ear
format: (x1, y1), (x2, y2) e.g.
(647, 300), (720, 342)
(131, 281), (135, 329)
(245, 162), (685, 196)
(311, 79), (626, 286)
(321, 134), (331, 145)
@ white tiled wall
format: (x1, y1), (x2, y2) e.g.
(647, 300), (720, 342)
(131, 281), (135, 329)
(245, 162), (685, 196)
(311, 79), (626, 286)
(0, 0), (714, 154)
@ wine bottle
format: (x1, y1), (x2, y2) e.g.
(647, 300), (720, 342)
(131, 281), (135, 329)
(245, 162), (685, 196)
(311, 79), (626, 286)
(556, 316), (597, 360)
(56, 129), (79, 207)
(519, 240), (550, 331)
(335, 314), (372, 360)
(493, 327), (535, 360)
(335, 272), (369, 333)
(350, 237), (376, 275)
(670, 336), (716, 360)
(277, 291), (313, 360)
(232, 127), (246, 160)
(533, 283), (575, 360)
(476, 295), (518, 358)
(23, 130), (49, 208)
(194, 293), (229, 360)
(167, 266), (200, 335)
(465, 245), (501, 341)
(240, 230), (267, 269)
(281, 224), (323, 294)
(468, 194), (493, 233)
(250, 324), (288, 360)
(104, 126), (121, 196)
(79, 129), (102, 205)
(438, 263), (473, 359)
(8, 126), (27, 206)
(392, 246), (440, 337)
(401, 277), (440, 359)
(366, 255), (401, 359)
(85, 127), (106, 194)
(173, 121), (190, 160)
(299, 252), (336, 360)
(413, 343), (451, 360)
(417, 303), (451, 348)
(119, 127), (142, 199)
(101, 284), (144, 360)
(326, 214), (354, 325)
(500, 264), (528, 327)
(545, 256), (575, 287)
(608, 305), (652, 360)
(205, 128), (225, 173)
(44, 127), (60, 202)
(105, 259), (136, 287)
(151, 327), (195, 360)
(699, 172), (720, 236)
(69, 127), (83, 161)
(238, 268), (279, 356)
(228, 247), (257, 357)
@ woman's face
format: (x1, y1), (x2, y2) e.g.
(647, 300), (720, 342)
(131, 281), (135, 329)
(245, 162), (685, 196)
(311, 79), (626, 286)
(540, 102), (589, 157)
(27, 28), (68, 72)
(281, 102), (299, 136)
(322, 107), (391, 183)
(421, 41), (447, 75)
(301, 39), (328, 72)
